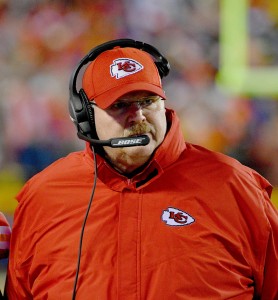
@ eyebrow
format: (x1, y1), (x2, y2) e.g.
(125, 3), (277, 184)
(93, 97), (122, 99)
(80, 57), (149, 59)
(115, 95), (162, 102)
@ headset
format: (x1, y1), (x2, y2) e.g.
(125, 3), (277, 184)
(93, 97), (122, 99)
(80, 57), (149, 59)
(68, 38), (170, 147)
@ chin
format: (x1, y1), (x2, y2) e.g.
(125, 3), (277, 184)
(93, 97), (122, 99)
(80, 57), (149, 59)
(123, 142), (155, 157)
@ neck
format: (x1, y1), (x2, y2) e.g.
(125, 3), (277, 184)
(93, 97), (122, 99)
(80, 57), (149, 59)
(104, 151), (151, 176)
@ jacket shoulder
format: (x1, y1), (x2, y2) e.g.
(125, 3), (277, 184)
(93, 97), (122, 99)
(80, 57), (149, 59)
(182, 142), (272, 194)
(16, 150), (92, 203)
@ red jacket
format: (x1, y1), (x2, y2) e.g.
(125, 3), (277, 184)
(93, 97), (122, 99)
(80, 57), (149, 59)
(0, 212), (11, 259)
(6, 110), (278, 299)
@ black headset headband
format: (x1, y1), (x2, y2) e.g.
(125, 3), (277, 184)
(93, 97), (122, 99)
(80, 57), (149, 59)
(68, 38), (170, 142)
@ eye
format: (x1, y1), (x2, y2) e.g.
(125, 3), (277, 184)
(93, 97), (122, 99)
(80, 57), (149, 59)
(141, 96), (160, 107)
(109, 102), (129, 111)
(141, 98), (153, 106)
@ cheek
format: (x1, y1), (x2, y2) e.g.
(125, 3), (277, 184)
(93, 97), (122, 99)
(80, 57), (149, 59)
(149, 111), (167, 142)
(94, 111), (123, 140)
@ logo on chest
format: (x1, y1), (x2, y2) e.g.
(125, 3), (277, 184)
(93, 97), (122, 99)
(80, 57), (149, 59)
(162, 207), (195, 226)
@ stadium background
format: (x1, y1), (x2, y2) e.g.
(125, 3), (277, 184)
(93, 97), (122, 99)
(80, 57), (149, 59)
(0, 0), (278, 289)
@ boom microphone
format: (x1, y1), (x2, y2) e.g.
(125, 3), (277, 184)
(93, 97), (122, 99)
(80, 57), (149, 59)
(77, 132), (150, 148)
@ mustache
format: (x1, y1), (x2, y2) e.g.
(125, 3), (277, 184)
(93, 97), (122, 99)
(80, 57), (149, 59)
(124, 122), (152, 137)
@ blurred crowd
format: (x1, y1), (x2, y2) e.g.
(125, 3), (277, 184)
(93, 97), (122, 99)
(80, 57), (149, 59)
(0, 0), (278, 209)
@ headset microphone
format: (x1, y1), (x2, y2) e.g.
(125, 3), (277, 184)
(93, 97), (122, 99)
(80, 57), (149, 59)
(77, 132), (150, 148)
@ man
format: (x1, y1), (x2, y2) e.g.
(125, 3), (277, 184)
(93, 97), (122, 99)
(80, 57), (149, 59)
(5, 39), (278, 299)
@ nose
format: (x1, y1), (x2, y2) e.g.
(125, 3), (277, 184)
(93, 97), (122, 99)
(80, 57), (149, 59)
(127, 103), (146, 123)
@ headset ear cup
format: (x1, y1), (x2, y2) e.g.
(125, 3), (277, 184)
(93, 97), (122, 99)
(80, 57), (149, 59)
(69, 96), (78, 127)
(78, 89), (98, 138)
(69, 88), (98, 139)
(80, 89), (94, 126)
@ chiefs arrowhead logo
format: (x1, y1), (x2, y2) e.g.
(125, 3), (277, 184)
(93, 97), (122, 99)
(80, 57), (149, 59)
(110, 58), (143, 79)
(162, 207), (195, 226)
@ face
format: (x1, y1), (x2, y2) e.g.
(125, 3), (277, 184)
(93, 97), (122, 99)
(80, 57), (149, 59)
(93, 91), (167, 174)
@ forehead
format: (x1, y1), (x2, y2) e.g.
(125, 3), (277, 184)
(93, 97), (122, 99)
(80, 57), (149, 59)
(116, 91), (157, 102)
